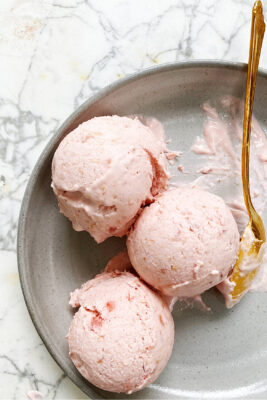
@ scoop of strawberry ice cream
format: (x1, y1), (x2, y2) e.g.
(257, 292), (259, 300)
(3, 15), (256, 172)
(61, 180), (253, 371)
(67, 271), (174, 394)
(127, 188), (240, 297)
(52, 116), (168, 243)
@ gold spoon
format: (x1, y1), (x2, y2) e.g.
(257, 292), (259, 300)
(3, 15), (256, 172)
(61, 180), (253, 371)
(226, 0), (266, 308)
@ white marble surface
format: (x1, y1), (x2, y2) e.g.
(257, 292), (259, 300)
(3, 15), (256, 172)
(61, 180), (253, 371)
(1, 0), (267, 398)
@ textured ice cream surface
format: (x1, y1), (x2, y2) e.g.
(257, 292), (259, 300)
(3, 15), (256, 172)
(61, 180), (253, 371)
(127, 188), (240, 297)
(52, 116), (168, 243)
(67, 271), (174, 394)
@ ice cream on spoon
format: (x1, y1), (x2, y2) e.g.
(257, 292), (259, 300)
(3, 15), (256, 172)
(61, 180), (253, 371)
(218, 0), (266, 307)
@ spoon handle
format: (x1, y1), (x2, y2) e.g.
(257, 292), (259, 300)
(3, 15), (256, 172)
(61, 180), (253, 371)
(242, 0), (265, 219)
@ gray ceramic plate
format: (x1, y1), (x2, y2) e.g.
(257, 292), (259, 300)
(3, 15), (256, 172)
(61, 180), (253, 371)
(18, 62), (267, 400)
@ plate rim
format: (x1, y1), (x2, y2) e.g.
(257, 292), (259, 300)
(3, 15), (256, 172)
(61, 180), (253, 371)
(17, 60), (267, 399)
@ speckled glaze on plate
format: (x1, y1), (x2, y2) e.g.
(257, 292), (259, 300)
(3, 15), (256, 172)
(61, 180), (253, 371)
(18, 62), (267, 400)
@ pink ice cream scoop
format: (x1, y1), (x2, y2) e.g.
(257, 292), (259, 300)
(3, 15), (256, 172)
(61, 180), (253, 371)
(67, 271), (174, 394)
(127, 188), (240, 297)
(52, 116), (168, 243)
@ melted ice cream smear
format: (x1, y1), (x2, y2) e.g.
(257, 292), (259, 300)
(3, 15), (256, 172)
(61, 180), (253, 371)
(190, 96), (267, 294)
(27, 391), (44, 400)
